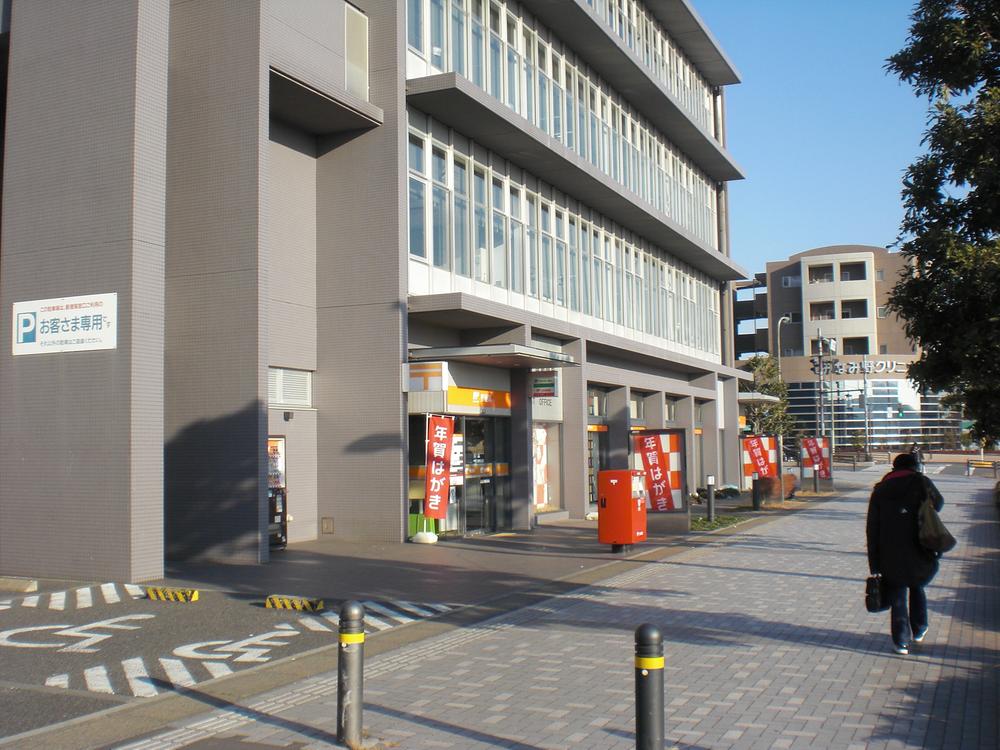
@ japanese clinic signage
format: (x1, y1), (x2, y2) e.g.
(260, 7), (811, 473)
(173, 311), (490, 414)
(743, 436), (773, 478)
(801, 437), (830, 479)
(424, 415), (455, 520)
(12, 293), (117, 355)
(632, 432), (683, 512)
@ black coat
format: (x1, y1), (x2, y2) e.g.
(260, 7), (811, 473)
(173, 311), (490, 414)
(866, 469), (944, 587)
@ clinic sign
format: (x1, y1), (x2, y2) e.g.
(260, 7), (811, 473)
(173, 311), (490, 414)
(12, 293), (117, 355)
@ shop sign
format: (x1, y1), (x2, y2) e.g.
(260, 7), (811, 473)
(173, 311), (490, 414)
(632, 432), (683, 512)
(811, 358), (906, 376)
(531, 372), (558, 398)
(447, 386), (511, 412)
(12, 292), (117, 355)
(424, 415), (455, 519)
(802, 437), (830, 479)
(743, 436), (772, 478)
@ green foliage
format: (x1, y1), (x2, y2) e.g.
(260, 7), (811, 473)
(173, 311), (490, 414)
(738, 355), (793, 436)
(886, 1), (1000, 443)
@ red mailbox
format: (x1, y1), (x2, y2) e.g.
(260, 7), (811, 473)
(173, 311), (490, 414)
(597, 469), (648, 552)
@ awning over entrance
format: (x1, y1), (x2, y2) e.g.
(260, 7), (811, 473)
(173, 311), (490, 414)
(409, 344), (577, 369)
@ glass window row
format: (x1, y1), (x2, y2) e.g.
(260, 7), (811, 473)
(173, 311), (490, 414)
(407, 0), (720, 251)
(408, 127), (721, 357)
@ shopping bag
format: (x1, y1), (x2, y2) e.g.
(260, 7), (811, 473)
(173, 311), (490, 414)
(918, 497), (956, 554)
(865, 575), (889, 613)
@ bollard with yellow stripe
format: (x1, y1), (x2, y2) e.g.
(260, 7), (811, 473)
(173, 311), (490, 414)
(265, 595), (324, 612)
(634, 623), (665, 749)
(146, 587), (200, 603)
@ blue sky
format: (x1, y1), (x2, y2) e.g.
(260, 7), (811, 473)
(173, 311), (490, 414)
(693, 1), (931, 274)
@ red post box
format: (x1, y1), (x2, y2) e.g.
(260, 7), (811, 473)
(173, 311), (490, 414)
(597, 469), (648, 552)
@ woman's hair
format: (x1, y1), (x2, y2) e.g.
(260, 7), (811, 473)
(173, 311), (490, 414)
(892, 452), (919, 471)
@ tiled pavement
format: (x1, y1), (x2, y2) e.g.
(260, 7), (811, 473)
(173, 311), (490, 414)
(112, 474), (998, 749)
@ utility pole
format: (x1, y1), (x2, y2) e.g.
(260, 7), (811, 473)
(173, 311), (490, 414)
(862, 354), (871, 459)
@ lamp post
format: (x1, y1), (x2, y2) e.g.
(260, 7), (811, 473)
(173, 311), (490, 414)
(775, 315), (792, 477)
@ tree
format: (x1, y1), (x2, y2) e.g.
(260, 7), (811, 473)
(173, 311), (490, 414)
(739, 355), (793, 436)
(886, 0), (1000, 444)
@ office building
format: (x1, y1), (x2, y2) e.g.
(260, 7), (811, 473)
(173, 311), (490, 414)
(0, 0), (746, 581)
(734, 245), (962, 451)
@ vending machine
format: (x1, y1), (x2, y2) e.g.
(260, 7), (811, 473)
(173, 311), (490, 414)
(267, 437), (288, 549)
(597, 469), (648, 552)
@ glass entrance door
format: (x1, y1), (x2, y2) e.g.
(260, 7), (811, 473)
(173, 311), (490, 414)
(462, 417), (494, 534)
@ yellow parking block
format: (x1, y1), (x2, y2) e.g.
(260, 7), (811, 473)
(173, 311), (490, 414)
(265, 595), (324, 612)
(146, 587), (200, 603)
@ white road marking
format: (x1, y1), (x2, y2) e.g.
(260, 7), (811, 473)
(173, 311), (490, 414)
(363, 600), (416, 623)
(45, 674), (69, 689)
(123, 657), (159, 698)
(321, 612), (340, 629)
(76, 587), (93, 609)
(160, 658), (196, 688)
(392, 600), (438, 618)
(360, 611), (394, 631)
(298, 616), (333, 632)
(22, 595), (39, 608)
(101, 583), (121, 604)
(49, 592), (66, 610)
(422, 602), (453, 613)
(124, 584), (145, 599)
(0, 600), (11, 611)
(84, 665), (114, 694)
(203, 661), (233, 679)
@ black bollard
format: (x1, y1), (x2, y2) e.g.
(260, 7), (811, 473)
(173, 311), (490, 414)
(337, 600), (365, 748)
(634, 623), (664, 750)
(751, 473), (761, 511)
(706, 482), (716, 523)
(813, 462), (820, 494)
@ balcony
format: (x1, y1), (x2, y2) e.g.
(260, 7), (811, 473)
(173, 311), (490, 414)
(407, 73), (746, 281)
(517, 0), (743, 183)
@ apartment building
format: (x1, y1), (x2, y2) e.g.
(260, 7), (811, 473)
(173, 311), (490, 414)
(0, 0), (746, 581)
(734, 245), (961, 450)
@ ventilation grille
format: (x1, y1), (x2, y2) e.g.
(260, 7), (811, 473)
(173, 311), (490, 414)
(269, 368), (312, 407)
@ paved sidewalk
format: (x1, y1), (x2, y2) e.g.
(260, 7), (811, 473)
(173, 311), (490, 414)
(98, 473), (998, 750)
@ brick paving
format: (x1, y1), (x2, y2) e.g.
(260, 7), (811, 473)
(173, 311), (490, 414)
(117, 474), (998, 750)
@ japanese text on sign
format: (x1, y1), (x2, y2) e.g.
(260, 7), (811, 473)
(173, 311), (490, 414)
(743, 436), (772, 478)
(424, 415), (455, 520)
(13, 293), (117, 355)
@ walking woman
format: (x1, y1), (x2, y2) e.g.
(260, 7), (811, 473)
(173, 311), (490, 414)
(866, 452), (945, 654)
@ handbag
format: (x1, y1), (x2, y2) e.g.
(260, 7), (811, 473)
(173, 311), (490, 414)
(918, 496), (956, 553)
(865, 575), (889, 613)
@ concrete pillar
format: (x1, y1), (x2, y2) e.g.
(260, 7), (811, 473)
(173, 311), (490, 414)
(721, 377), (742, 487)
(562, 340), (587, 519)
(643, 392), (666, 431)
(509, 368), (533, 530)
(675, 396), (696, 494)
(607, 386), (630, 470)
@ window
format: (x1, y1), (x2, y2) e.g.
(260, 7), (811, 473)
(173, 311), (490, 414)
(268, 368), (312, 407)
(809, 301), (835, 321)
(876, 269), (885, 281)
(473, 169), (488, 282)
(408, 135), (426, 258)
(430, 0), (446, 69)
(808, 265), (834, 284)
(491, 177), (506, 287)
(879, 344), (888, 354)
(587, 388), (607, 417)
(628, 394), (644, 421)
(840, 262), (866, 281)
(431, 147), (450, 268)
(781, 274), (801, 288)
(780, 311), (802, 323)
(664, 397), (676, 422)
(840, 299), (868, 319)
(453, 158), (470, 276)
(843, 337), (870, 355)
(877, 305), (889, 319)
(407, 0), (423, 52)
(345, 5), (368, 100)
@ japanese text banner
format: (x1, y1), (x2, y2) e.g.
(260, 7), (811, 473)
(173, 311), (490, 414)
(633, 433), (679, 512)
(743, 436), (772, 478)
(424, 415), (455, 519)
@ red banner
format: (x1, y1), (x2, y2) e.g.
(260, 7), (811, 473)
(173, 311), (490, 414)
(634, 433), (675, 511)
(424, 415), (455, 519)
(743, 436), (772, 478)
(802, 437), (830, 479)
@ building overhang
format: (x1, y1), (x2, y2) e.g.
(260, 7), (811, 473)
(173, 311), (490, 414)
(409, 344), (578, 370)
(270, 69), (383, 136)
(516, 0), (743, 181)
(407, 74), (746, 283)
(738, 391), (781, 406)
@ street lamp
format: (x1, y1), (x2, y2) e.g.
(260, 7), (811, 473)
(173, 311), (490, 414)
(775, 315), (792, 476)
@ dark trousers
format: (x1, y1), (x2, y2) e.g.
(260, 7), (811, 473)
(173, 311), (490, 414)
(886, 584), (927, 646)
